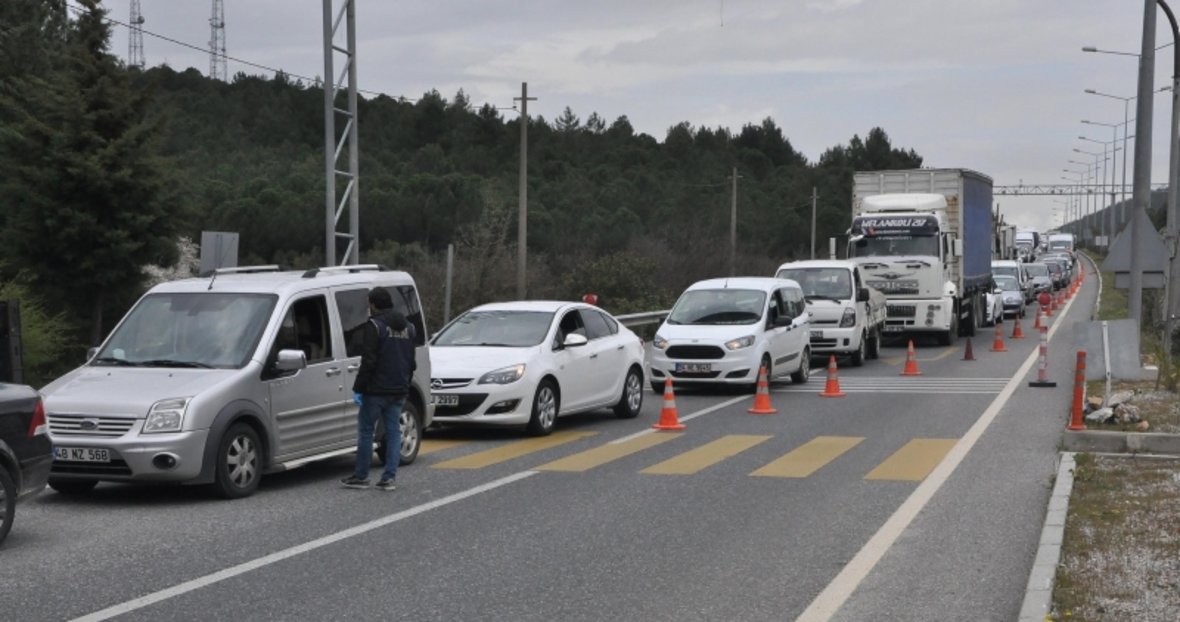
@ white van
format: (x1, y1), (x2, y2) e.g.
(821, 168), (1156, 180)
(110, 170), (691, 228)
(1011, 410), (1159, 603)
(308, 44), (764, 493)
(40, 265), (433, 498)
(647, 277), (811, 391)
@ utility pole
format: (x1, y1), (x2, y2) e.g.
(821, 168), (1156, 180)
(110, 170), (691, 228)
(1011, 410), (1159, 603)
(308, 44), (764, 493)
(729, 167), (741, 276)
(129, 0), (145, 70)
(1129, 0), (1156, 326)
(1162, 0), (1180, 356)
(515, 83), (536, 299)
(810, 187), (818, 260)
(322, 0), (360, 266)
(208, 0), (227, 81)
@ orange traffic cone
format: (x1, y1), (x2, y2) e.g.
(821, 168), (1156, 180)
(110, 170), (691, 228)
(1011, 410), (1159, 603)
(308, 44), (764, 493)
(819, 356), (846, 398)
(1034, 307), (1044, 328)
(990, 320), (1008, 352)
(962, 336), (976, 361)
(651, 378), (685, 430)
(901, 340), (922, 376)
(748, 366), (778, 414)
(1011, 313), (1025, 339)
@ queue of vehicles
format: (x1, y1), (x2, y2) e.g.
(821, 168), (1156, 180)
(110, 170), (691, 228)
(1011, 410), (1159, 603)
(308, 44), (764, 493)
(1, 166), (1084, 542)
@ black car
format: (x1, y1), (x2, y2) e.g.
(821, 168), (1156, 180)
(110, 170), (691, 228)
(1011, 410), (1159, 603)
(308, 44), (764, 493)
(0, 383), (51, 545)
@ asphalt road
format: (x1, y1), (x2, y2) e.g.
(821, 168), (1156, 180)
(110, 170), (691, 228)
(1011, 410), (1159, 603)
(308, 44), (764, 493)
(0, 278), (1092, 622)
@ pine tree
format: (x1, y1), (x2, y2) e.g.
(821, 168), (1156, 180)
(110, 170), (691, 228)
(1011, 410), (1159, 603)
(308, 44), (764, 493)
(0, 0), (176, 344)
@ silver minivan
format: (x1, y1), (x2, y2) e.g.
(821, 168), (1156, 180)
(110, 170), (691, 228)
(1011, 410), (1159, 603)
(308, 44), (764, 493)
(40, 265), (433, 498)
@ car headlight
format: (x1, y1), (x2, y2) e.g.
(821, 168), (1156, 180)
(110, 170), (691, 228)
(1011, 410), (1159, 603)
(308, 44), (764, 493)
(724, 335), (755, 350)
(839, 308), (856, 328)
(143, 398), (190, 434)
(653, 335), (669, 350)
(479, 364), (526, 385)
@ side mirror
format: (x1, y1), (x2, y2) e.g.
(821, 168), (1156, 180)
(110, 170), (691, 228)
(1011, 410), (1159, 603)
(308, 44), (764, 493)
(275, 349), (308, 372)
(952, 239), (964, 257)
(993, 287), (1003, 294)
(86, 346), (99, 362)
(562, 333), (589, 348)
(856, 288), (870, 302)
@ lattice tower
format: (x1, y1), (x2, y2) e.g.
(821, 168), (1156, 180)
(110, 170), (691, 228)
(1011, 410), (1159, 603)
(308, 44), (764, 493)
(209, 0), (227, 81)
(129, 0), (145, 69)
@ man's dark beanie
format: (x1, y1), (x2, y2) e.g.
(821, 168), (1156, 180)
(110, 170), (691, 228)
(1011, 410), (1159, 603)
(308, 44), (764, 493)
(368, 287), (393, 310)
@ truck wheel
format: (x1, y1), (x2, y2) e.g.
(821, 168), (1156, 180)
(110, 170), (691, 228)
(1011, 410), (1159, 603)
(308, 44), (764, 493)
(867, 328), (881, 359)
(850, 332), (866, 367)
(0, 467), (15, 545)
(212, 423), (262, 499)
(790, 349), (810, 384)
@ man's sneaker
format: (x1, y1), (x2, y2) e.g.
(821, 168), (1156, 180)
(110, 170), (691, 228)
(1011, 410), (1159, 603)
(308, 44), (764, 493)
(375, 479), (397, 492)
(341, 476), (370, 489)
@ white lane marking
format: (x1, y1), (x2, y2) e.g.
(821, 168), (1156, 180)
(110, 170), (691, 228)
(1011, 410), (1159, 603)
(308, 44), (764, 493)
(796, 296), (1075, 621)
(70, 471), (538, 622)
(611, 395), (747, 444)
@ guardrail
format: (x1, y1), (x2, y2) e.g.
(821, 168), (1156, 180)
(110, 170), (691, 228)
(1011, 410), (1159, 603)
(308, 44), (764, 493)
(615, 310), (670, 329)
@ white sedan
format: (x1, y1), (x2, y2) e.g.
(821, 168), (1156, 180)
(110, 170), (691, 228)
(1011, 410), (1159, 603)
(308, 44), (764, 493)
(428, 301), (646, 436)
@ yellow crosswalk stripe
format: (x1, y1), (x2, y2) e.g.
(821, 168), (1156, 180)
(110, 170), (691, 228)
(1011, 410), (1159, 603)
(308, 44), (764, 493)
(641, 435), (770, 475)
(431, 431), (596, 469)
(750, 436), (864, 478)
(418, 439), (470, 456)
(535, 433), (682, 472)
(864, 438), (957, 481)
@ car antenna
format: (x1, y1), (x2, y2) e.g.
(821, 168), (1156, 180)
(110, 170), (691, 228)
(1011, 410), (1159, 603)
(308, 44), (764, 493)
(207, 270), (218, 291)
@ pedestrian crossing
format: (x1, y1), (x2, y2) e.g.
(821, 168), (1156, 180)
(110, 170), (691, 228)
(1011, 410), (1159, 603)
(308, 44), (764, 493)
(773, 377), (1010, 394)
(420, 432), (958, 482)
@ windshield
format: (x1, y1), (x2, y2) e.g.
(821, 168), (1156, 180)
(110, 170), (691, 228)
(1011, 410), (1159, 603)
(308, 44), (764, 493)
(776, 268), (852, 300)
(667, 289), (767, 325)
(994, 276), (1020, 292)
(1049, 241), (1071, 250)
(1025, 264), (1049, 277)
(851, 235), (939, 258)
(95, 293), (276, 369)
(432, 310), (554, 347)
(992, 266), (1020, 281)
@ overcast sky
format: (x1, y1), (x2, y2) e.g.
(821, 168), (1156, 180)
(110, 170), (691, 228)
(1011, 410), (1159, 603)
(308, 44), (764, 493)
(95, 0), (1179, 234)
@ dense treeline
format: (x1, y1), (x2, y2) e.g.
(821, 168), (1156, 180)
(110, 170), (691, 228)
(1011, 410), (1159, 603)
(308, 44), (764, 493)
(0, 0), (924, 386)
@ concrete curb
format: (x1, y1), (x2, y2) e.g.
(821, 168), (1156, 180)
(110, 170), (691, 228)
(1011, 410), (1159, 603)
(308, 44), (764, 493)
(1062, 429), (1180, 454)
(1018, 452), (1075, 621)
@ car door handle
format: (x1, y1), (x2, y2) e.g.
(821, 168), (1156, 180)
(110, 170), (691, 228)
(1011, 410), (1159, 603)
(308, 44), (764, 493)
(346, 364), (360, 373)
(616, 345), (624, 351)
(326, 367), (342, 377)
(590, 353), (599, 359)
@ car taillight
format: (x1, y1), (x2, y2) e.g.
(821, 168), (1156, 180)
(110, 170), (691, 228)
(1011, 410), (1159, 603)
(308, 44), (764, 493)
(28, 398), (47, 437)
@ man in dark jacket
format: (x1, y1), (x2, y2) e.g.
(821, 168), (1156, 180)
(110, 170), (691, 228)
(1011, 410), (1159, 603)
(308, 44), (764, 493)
(342, 287), (416, 491)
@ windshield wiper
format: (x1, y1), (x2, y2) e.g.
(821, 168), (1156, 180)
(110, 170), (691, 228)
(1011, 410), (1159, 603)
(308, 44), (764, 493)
(140, 359), (215, 369)
(92, 357), (137, 366)
(805, 295), (839, 301)
(474, 342), (519, 347)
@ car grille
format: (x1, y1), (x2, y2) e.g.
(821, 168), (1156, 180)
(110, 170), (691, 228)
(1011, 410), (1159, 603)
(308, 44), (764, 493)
(665, 345), (725, 360)
(433, 394), (488, 417)
(432, 378), (473, 390)
(51, 459), (133, 477)
(48, 414), (137, 438)
(810, 338), (839, 348)
(670, 370), (721, 379)
(887, 305), (917, 318)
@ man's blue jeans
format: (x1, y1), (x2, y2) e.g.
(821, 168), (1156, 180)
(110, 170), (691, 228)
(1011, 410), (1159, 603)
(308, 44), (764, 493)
(353, 395), (404, 481)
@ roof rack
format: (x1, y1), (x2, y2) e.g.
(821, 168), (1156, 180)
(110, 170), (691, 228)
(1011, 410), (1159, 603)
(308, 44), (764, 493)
(301, 264), (387, 278)
(200, 265), (282, 278)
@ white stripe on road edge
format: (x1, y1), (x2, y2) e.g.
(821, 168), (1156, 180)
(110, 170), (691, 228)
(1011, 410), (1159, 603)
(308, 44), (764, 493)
(795, 293), (1076, 621)
(70, 471), (538, 622)
(610, 395), (748, 444)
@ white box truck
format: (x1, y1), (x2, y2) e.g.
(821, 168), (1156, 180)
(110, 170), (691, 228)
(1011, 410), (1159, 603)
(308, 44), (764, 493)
(774, 259), (887, 366)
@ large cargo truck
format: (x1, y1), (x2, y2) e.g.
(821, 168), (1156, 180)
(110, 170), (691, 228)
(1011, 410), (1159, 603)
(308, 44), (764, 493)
(1015, 228), (1040, 262)
(849, 168), (994, 345)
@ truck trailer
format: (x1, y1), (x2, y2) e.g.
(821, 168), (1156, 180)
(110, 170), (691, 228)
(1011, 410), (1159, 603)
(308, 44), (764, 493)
(849, 168), (994, 345)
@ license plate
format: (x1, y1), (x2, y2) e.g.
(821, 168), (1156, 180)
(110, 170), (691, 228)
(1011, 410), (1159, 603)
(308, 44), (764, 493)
(883, 325), (904, 333)
(810, 330), (822, 340)
(54, 447), (110, 463)
(675, 363), (712, 373)
(432, 394), (459, 407)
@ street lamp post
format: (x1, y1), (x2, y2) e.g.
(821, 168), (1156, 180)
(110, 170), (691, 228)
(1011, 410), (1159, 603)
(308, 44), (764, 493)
(1082, 119), (1129, 245)
(1127, 0), (1158, 327)
(1068, 157), (1098, 237)
(1160, 0), (1180, 355)
(1079, 137), (1123, 243)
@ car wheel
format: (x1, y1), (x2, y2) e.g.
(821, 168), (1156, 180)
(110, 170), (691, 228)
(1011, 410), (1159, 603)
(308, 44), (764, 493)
(526, 380), (559, 436)
(48, 478), (98, 496)
(0, 467), (15, 545)
(790, 348), (810, 384)
(614, 366), (644, 419)
(398, 400), (422, 465)
(850, 331), (866, 367)
(867, 328), (882, 359)
(213, 423), (261, 499)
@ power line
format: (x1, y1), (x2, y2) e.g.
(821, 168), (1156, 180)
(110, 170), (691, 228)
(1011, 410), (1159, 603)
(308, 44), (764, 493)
(62, 2), (414, 101)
